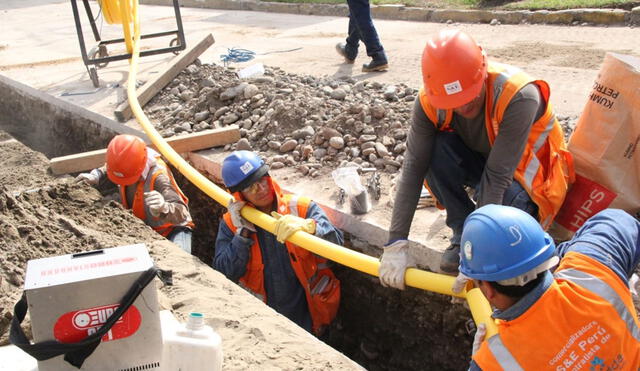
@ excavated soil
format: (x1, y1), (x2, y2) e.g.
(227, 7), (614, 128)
(0, 133), (163, 345)
(0, 130), (474, 370)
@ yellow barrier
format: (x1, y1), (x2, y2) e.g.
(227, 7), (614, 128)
(124, 0), (498, 338)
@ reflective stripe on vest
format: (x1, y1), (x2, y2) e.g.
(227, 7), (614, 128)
(486, 334), (525, 371)
(490, 64), (522, 121)
(522, 113), (557, 190)
(288, 195), (300, 217)
(555, 268), (640, 342)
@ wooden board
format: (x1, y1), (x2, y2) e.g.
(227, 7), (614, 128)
(50, 125), (240, 175)
(114, 33), (215, 122)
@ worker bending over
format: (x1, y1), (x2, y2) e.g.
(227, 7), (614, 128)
(76, 134), (194, 253)
(214, 151), (343, 335)
(455, 205), (639, 369)
(379, 29), (573, 287)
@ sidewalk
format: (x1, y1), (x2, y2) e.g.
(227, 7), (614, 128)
(143, 0), (640, 26)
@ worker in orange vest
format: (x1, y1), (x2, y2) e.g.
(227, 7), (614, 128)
(75, 134), (194, 253)
(453, 205), (640, 369)
(214, 151), (343, 335)
(379, 29), (573, 288)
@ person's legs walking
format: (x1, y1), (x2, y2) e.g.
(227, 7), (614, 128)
(336, 15), (359, 62)
(168, 227), (193, 254)
(344, 0), (387, 71)
(425, 132), (485, 274)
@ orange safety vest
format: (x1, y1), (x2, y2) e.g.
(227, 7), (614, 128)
(120, 157), (193, 237)
(418, 62), (574, 229)
(222, 177), (340, 334)
(474, 252), (640, 370)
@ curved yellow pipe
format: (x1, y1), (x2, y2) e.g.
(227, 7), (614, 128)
(119, 0), (134, 54)
(124, 0), (497, 337)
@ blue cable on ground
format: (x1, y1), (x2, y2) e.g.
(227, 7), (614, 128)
(220, 48), (256, 66)
(219, 47), (304, 66)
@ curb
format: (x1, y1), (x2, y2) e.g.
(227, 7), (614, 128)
(141, 0), (640, 26)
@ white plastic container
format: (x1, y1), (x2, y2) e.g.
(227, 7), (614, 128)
(161, 311), (223, 371)
(236, 63), (265, 79)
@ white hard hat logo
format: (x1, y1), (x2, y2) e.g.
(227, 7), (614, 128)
(240, 161), (254, 175)
(443, 80), (463, 95)
(463, 241), (472, 261)
(509, 225), (523, 246)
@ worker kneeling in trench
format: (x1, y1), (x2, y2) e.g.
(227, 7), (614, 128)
(453, 205), (640, 369)
(76, 134), (194, 253)
(214, 150), (344, 335)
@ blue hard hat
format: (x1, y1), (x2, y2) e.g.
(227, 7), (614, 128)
(459, 205), (555, 282)
(221, 151), (269, 192)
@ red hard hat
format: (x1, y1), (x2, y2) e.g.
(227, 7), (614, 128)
(106, 134), (147, 185)
(421, 29), (487, 109)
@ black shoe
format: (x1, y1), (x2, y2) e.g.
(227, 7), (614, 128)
(362, 58), (389, 72)
(335, 42), (356, 64)
(439, 244), (460, 275)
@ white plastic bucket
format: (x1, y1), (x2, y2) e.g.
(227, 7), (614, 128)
(160, 311), (223, 371)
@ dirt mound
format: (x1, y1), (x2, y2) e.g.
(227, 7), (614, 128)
(0, 134), (162, 345)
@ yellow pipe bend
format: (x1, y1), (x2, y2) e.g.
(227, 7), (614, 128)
(124, 0), (497, 338)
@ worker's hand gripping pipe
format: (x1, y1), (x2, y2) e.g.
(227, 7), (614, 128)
(123, 0), (497, 338)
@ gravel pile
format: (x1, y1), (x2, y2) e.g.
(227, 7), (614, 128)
(144, 61), (579, 177)
(145, 62), (417, 177)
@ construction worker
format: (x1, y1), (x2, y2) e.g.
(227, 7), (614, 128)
(75, 134), (194, 253)
(379, 29), (573, 288)
(454, 205), (640, 369)
(214, 151), (343, 335)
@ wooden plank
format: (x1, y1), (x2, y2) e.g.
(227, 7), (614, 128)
(114, 33), (215, 122)
(50, 125), (240, 175)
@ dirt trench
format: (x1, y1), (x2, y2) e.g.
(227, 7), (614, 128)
(178, 176), (475, 370)
(0, 130), (473, 369)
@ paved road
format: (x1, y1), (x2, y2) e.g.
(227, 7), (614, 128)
(1, 0), (639, 118)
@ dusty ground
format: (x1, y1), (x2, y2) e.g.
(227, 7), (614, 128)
(0, 132), (364, 370)
(2, 1), (640, 121)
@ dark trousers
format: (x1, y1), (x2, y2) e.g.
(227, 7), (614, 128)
(425, 132), (538, 245)
(345, 0), (385, 60)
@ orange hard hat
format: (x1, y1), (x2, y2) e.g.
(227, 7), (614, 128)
(106, 134), (147, 185)
(421, 29), (487, 109)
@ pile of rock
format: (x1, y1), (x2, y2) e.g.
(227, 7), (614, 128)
(144, 62), (578, 177)
(145, 62), (417, 176)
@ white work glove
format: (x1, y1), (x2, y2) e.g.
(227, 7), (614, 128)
(145, 191), (169, 217)
(270, 212), (316, 243)
(228, 200), (256, 233)
(75, 171), (99, 186)
(450, 273), (471, 305)
(379, 240), (416, 290)
(452, 272), (471, 294)
(472, 323), (487, 355)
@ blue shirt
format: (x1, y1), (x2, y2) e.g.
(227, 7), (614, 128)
(470, 209), (640, 370)
(214, 201), (344, 333)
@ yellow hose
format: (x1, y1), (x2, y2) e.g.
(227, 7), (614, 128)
(99, 0), (131, 26)
(124, 0), (497, 337)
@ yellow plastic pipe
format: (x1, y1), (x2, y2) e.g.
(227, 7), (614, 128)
(119, 0), (134, 54)
(124, 0), (497, 338)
